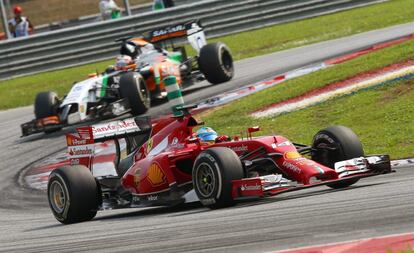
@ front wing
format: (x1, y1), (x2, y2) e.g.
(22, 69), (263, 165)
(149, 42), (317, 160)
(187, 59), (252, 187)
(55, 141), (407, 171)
(20, 99), (131, 137)
(232, 155), (392, 200)
(20, 116), (63, 137)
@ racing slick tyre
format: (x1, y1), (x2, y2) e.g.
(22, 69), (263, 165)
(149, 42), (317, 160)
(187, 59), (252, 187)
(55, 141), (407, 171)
(198, 42), (234, 84)
(34, 91), (59, 119)
(119, 72), (150, 115)
(47, 165), (100, 224)
(192, 147), (244, 209)
(311, 125), (364, 189)
(34, 91), (61, 133)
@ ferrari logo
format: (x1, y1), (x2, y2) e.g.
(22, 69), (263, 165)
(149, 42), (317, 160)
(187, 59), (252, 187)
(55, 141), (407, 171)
(147, 163), (166, 186)
(146, 138), (153, 155)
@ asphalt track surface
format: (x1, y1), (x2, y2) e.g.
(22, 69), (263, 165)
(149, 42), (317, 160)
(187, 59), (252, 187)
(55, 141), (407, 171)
(1, 22), (414, 252)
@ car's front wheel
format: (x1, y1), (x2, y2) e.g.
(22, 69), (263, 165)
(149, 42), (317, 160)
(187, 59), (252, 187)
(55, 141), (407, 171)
(311, 125), (364, 189)
(34, 91), (62, 133)
(192, 147), (244, 208)
(198, 42), (234, 84)
(119, 72), (151, 115)
(47, 165), (100, 224)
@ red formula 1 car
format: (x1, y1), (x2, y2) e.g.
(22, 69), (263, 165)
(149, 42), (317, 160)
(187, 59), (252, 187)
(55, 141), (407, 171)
(47, 105), (392, 224)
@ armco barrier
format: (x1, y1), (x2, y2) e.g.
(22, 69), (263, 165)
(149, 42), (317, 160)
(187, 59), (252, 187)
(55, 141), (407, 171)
(33, 0), (195, 35)
(0, 0), (386, 80)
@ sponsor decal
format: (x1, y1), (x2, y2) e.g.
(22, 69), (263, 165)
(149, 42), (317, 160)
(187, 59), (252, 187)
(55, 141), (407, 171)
(147, 136), (169, 157)
(134, 168), (142, 188)
(283, 161), (301, 173)
(147, 195), (158, 201)
(70, 158), (80, 165)
(312, 165), (325, 174)
(92, 119), (140, 137)
(146, 138), (154, 155)
(187, 22), (203, 35)
(315, 133), (335, 144)
(66, 136), (88, 146)
(77, 127), (93, 139)
(229, 145), (248, 152)
(284, 151), (302, 160)
(198, 152), (216, 163)
(200, 198), (216, 205)
(147, 162), (166, 186)
(240, 184), (262, 191)
(152, 25), (186, 41)
(73, 85), (83, 92)
(167, 24), (185, 34)
(70, 157), (92, 168)
(276, 141), (292, 147)
(335, 158), (366, 173)
(297, 159), (314, 166)
(171, 137), (179, 146)
(132, 195), (140, 203)
(160, 65), (177, 77)
(343, 165), (362, 171)
(111, 103), (126, 115)
(170, 137), (184, 149)
(68, 144), (94, 157)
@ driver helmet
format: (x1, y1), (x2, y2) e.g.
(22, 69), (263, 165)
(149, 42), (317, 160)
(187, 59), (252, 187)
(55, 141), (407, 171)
(196, 127), (218, 144)
(120, 39), (148, 58)
(115, 55), (133, 69)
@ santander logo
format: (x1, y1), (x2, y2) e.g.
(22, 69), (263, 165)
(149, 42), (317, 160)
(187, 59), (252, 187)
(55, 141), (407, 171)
(91, 119), (140, 138)
(92, 121), (137, 134)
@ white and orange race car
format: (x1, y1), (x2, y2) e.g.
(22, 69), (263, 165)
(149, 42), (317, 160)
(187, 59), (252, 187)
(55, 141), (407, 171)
(21, 20), (234, 137)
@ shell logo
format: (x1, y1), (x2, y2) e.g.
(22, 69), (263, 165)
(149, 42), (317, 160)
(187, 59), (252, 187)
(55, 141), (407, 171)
(147, 163), (166, 186)
(284, 151), (302, 160)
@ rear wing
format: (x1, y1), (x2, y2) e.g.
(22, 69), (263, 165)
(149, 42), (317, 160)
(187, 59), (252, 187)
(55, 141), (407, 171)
(66, 117), (151, 169)
(67, 117), (151, 143)
(146, 20), (207, 53)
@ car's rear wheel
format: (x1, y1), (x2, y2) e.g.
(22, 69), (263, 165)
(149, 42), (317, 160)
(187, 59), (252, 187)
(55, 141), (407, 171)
(47, 165), (100, 224)
(119, 72), (150, 115)
(311, 125), (364, 189)
(192, 147), (244, 208)
(198, 42), (234, 84)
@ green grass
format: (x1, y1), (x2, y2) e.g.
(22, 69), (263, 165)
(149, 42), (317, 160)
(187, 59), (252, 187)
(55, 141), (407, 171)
(1, 0), (414, 110)
(199, 40), (414, 159)
(389, 248), (414, 253)
(397, 248), (414, 253)
(211, 0), (414, 60)
(0, 60), (112, 110)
